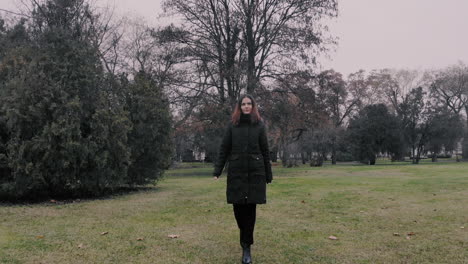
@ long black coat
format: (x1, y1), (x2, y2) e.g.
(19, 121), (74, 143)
(213, 116), (273, 204)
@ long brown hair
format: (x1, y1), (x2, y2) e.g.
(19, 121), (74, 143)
(231, 94), (262, 125)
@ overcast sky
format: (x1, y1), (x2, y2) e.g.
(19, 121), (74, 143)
(2, 0), (468, 76)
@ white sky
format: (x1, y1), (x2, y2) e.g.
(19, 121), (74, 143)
(2, 0), (468, 76)
(324, 0), (468, 76)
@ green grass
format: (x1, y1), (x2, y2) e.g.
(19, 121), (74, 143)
(1, 161), (467, 263)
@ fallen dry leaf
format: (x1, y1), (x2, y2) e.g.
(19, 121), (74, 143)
(406, 236), (411, 240)
(101, 231), (109, 236)
(168, 234), (179, 239)
(407, 232), (416, 236)
(137, 237), (144, 241)
(77, 243), (84, 249)
(393, 233), (400, 236)
(328, 236), (338, 240)
(461, 226), (465, 229)
(36, 235), (44, 239)
(301, 200), (305, 203)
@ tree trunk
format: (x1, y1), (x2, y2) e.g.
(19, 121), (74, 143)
(369, 154), (376, 165)
(415, 144), (424, 164)
(331, 147), (337, 165)
(270, 147), (278, 162)
(281, 148), (288, 167)
(463, 132), (468, 160)
(245, 0), (256, 94)
(462, 106), (468, 159)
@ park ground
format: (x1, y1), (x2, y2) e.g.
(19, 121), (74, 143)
(1, 160), (467, 263)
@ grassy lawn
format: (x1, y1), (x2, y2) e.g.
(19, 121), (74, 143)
(1, 161), (467, 264)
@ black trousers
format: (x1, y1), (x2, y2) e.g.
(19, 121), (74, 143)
(233, 203), (257, 246)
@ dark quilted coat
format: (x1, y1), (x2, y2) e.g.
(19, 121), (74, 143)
(213, 114), (273, 204)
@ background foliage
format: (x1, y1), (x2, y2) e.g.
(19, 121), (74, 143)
(1, 0), (467, 200)
(0, 0), (172, 200)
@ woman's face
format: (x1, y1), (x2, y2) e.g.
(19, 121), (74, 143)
(241, 97), (253, 114)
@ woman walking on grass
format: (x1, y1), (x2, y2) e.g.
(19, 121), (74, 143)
(213, 94), (273, 264)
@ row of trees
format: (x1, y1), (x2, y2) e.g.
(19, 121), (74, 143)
(175, 65), (468, 166)
(162, 0), (340, 161)
(159, 0), (467, 166)
(266, 67), (468, 166)
(1, 0), (467, 199)
(0, 0), (172, 200)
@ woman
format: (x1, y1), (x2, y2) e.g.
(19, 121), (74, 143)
(213, 94), (273, 264)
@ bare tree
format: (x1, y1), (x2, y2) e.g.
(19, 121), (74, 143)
(430, 63), (468, 117)
(238, 0), (338, 93)
(162, 0), (338, 102)
(316, 69), (359, 164)
(430, 62), (468, 158)
(346, 70), (375, 110)
(162, 0), (245, 107)
(365, 69), (431, 115)
(261, 71), (324, 167)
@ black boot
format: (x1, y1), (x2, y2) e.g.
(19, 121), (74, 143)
(241, 243), (252, 264)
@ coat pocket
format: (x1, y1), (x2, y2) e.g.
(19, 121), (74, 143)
(250, 154), (264, 169)
(228, 154), (242, 173)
